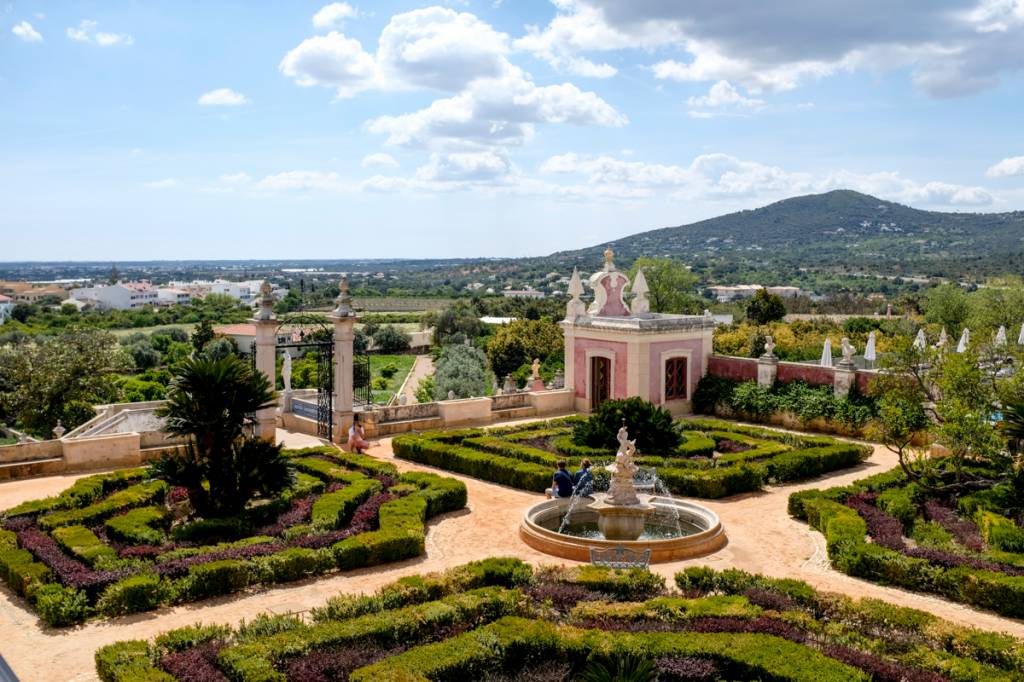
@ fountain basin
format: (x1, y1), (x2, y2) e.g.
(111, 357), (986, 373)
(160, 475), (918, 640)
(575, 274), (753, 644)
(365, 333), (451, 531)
(520, 495), (726, 563)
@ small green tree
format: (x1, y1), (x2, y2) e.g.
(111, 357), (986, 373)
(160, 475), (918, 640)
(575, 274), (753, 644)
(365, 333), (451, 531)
(414, 375), (435, 404)
(923, 283), (969, 335)
(372, 325), (411, 353)
(626, 257), (700, 314)
(572, 397), (681, 453)
(190, 318), (215, 355)
(153, 356), (291, 517)
(745, 289), (786, 324)
(434, 345), (489, 400)
(485, 318), (562, 379)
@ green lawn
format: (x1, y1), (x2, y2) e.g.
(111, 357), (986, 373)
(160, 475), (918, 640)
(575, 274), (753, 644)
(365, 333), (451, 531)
(0, 436), (17, 446)
(368, 354), (416, 404)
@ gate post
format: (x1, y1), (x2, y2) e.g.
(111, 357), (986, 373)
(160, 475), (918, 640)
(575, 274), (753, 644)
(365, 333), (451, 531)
(331, 277), (358, 444)
(252, 281), (278, 442)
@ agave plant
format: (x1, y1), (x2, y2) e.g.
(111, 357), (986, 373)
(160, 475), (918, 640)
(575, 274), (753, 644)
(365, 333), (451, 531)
(578, 653), (657, 682)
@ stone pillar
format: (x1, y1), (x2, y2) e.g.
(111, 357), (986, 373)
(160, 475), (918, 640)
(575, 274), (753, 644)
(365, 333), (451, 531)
(560, 320), (575, 396)
(331, 277), (358, 444)
(834, 361), (855, 398)
(756, 355), (778, 388)
(252, 282), (278, 442)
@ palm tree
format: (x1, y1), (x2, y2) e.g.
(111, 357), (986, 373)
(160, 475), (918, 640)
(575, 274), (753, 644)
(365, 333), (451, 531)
(154, 355), (291, 517)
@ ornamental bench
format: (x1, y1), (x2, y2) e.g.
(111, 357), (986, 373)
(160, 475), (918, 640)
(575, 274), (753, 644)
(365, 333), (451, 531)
(589, 546), (652, 570)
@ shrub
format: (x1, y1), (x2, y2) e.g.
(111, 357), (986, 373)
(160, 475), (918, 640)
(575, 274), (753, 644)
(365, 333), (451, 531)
(170, 516), (252, 544)
(39, 480), (168, 530)
(977, 511), (1024, 553)
(434, 344), (490, 399)
(51, 525), (118, 566)
(95, 640), (172, 682)
(256, 547), (334, 583)
(33, 583), (90, 626)
(372, 325), (411, 353)
(311, 479), (382, 529)
(97, 574), (168, 616)
(572, 397), (681, 453)
(105, 506), (169, 545)
(379, 363), (399, 379)
(173, 559), (251, 602)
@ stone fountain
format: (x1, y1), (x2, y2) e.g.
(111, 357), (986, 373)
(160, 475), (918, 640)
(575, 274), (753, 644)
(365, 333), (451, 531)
(519, 427), (727, 563)
(588, 427), (654, 540)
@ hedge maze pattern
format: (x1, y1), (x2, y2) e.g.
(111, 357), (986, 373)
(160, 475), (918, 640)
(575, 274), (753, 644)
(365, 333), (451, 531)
(394, 418), (871, 499)
(95, 558), (1024, 682)
(0, 447), (466, 626)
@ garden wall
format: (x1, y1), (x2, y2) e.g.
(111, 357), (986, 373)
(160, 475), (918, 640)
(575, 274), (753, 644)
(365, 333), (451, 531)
(707, 355), (758, 382)
(707, 354), (878, 393)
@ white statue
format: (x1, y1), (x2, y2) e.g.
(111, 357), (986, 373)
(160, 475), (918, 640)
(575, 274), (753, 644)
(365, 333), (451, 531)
(281, 352), (292, 392)
(608, 426), (640, 506)
(840, 337), (856, 364)
(531, 358), (541, 380)
(763, 335), (776, 358)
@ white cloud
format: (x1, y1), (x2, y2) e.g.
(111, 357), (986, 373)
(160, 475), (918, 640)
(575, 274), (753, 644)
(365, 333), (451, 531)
(11, 20), (41, 42)
(986, 156), (1024, 177)
(361, 153), (400, 168)
(539, 151), (994, 207)
(414, 150), (513, 182)
(219, 172), (252, 185)
(197, 88), (250, 106)
(67, 19), (132, 46)
(255, 171), (349, 193)
(279, 31), (376, 97)
(376, 6), (511, 91)
(522, 0), (1024, 98)
(143, 178), (177, 189)
(687, 80), (764, 109)
(313, 2), (358, 30)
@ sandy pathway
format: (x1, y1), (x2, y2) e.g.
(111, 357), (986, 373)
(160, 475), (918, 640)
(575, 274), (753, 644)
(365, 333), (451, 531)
(1, 430), (1022, 681)
(399, 354), (433, 404)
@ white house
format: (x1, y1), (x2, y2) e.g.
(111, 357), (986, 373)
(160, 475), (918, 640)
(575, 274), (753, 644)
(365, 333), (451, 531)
(70, 283), (159, 310)
(156, 288), (192, 305)
(0, 294), (13, 323)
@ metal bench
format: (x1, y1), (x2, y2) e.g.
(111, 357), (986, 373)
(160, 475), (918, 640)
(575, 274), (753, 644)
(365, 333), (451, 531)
(588, 546), (652, 570)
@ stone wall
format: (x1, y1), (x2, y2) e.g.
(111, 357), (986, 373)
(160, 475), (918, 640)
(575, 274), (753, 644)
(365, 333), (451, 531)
(707, 355), (758, 382)
(706, 354), (878, 393)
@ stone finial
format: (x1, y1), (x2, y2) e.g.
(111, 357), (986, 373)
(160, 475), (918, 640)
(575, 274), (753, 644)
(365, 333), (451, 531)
(553, 368), (565, 389)
(565, 267), (586, 321)
(52, 420), (65, 439)
(255, 280), (276, 321)
(840, 336), (856, 366)
(603, 247), (615, 272)
(333, 276), (354, 317)
(630, 268), (650, 315)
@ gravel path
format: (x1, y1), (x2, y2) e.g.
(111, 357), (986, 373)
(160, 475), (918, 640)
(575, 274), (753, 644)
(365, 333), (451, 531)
(399, 354), (433, 404)
(1, 428), (1022, 681)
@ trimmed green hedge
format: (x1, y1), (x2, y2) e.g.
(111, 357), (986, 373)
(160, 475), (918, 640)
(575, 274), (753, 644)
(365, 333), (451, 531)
(394, 418), (868, 499)
(977, 511), (1024, 553)
(2, 468), (147, 519)
(311, 478), (382, 529)
(52, 525), (118, 565)
(39, 480), (169, 530)
(105, 506), (170, 545)
(790, 470), (1024, 619)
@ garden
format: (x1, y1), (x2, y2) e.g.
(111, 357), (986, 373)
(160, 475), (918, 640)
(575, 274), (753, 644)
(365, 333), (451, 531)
(94, 557), (1024, 682)
(0, 446), (465, 626)
(393, 398), (870, 499)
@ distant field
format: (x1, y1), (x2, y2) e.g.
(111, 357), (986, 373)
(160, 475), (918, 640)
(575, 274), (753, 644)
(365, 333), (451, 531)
(353, 297), (454, 312)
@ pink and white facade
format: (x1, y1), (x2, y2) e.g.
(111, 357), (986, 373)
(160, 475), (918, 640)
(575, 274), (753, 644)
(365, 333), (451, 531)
(561, 250), (714, 416)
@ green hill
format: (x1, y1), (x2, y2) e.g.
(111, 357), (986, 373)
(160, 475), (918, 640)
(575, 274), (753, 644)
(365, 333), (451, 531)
(541, 190), (1024, 281)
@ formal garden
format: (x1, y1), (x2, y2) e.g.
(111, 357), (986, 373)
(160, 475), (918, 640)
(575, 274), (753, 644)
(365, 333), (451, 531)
(94, 557), (1024, 682)
(0, 354), (465, 627)
(393, 398), (870, 499)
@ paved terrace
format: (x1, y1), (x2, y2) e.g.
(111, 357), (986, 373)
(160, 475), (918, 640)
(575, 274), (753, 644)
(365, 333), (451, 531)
(0, 426), (1022, 681)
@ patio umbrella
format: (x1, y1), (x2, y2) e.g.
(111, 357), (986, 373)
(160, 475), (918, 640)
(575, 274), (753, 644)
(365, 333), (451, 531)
(912, 329), (926, 350)
(820, 338), (833, 368)
(864, 331), (877, 368)
(995, 325), (1007, 347)
(956, 328), (970, 353)
(1018, 322), (1024, 345)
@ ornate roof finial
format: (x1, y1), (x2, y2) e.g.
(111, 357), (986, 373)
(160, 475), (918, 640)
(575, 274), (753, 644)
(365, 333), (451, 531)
(333, 276), (354, 317)
(255, 280), (276, 321)
(564, 267), (586, 321)
(603, 247), (615, 272)
(630, 268), (649, 315)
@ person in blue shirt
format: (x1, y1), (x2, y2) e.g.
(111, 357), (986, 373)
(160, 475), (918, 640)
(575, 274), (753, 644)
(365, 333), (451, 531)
(573, 459), (594, 496)
(545, 460), (574, 499)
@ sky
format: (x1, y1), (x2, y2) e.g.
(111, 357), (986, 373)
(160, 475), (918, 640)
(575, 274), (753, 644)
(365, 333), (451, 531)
(3, 0), (1024, 261)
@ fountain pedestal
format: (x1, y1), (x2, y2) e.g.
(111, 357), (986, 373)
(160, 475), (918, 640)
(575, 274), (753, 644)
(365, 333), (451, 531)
(590, 497), (653, 540)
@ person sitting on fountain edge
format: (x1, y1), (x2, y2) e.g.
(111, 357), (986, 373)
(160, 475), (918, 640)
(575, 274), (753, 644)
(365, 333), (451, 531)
(574, 459), (594, 497)
(545, 460), (574, 499)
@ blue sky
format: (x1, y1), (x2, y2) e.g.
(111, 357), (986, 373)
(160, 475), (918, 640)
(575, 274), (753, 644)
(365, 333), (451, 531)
(3, 0), (1024, 261)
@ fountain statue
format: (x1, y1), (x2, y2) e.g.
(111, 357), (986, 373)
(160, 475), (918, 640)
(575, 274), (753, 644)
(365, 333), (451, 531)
(588, 426), (655, 540)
